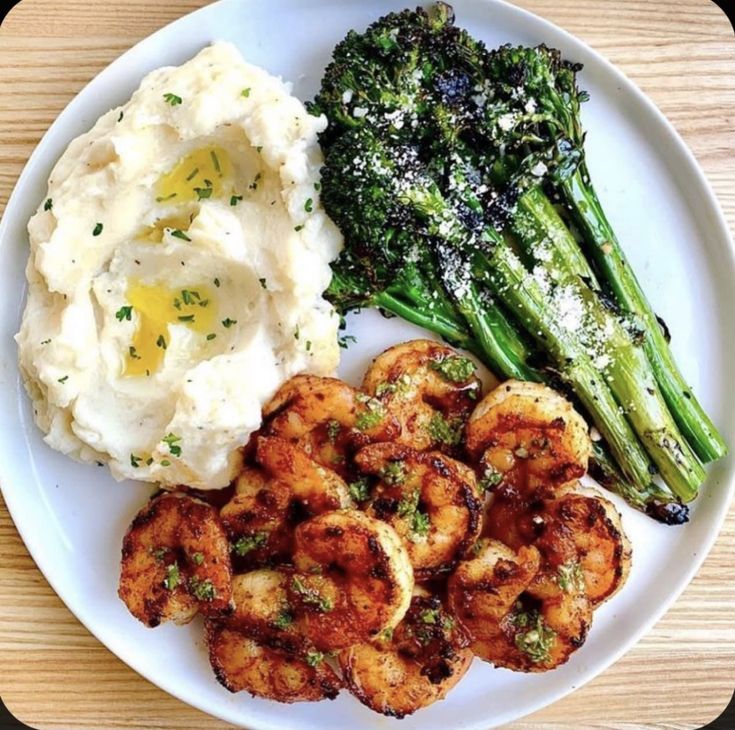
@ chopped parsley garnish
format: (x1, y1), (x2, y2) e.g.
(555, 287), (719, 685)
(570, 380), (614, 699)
(118, 111), (124, 122)
(294, 224), (304, 232)
(194, 186), (212, 200)
(478, 466), (502, 492)
(557, 560), (585, 593)
(188, 576), (217, 601)
(233, 532), (268, 556)
(192, 552), (204, 566)
(381, 459), (406, 486)
(241, 88), (251, 98)
(222, 318), (237, 328)
(306, 340), (312, 352)
(156, 192), (177, 203)
(92, 222), (103, 236)
(338, 334), (357, 349)
(163, 563), (181, 591)
(397, 489), (431, 539)
(115, 305), (133, 322)
(294, 326), (300, 340)
(181, 289), (200, 305)
(273, 611), (293, 630)
(355, 395), (384, 431)
(259, 278), (267, 289)
(185, 167), (199, 182)
(163, 92), (182, 106)
(326, 419), (341, 442)
(41, 339), (51, 345)
(156, 334), (167, 349)
(430, 355), (476, 383)
(44, 198), (53, 211)
(206, 333), (217, 341)
(230, 195), (243, 206)
(249, 172), (261, 190)
(210, 150), (221, 174)
(170, 229), (191, 242)
(420, 608), (440, 625)
(314, 181), (321, 192)
(162, 433), (181, 457)
(305, 651), (325, 667)
(348, 476), (371, 502)
(291, 576), (333, 613)
(160, 459), (171, 467)
(151, 547), (167, 562)
(379, 626), (394, 642)
(304, 197), (313, 213)
(428, 413), (463, 446)
(130, 453), (142, 468)
(213, 278), (221, 288)
(512, 608), (556, 664)
(57, 375), (69, 384)
(178, 314), (195, 323)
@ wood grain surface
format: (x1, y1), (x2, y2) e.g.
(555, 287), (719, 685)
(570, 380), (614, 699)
(1, 0), (734, 728)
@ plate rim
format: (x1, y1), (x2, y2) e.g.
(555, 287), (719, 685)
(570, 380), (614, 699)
(1, 0), (734, 727)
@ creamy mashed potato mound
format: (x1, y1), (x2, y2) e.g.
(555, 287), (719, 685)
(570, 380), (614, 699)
(17, 42), (342, 489)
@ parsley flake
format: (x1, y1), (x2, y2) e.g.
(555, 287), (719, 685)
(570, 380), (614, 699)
(115, 305), (133, 322)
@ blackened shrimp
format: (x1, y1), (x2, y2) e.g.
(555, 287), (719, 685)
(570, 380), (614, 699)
(220, 436), (353, 567)
(288, 510), (413, 651)
(262, 374), (400, 478)
(205, 572), (341, 702)
(465, 380), (591, 492)
(484, 484), (631, 607)
(118, 492), (233, 627)
(448, 539), (592, 672)
(355, 442), (483, 580)
(362, 340), (481, 453)
(339, 592), (472, 718)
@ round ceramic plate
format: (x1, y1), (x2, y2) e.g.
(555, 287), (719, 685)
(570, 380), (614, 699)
(1, 0), (733, 727)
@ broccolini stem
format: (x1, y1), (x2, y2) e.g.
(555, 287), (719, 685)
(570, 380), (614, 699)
(480, 237), (656, 490)
(512, 186), (706, 501)
(371, 290), (479, 354)
(561, 166), (727, 463)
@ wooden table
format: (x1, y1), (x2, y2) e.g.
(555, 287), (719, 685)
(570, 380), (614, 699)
(1, 0), (733, 727)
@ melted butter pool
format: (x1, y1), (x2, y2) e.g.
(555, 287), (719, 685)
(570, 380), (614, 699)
(124, 281), (216, 376)
(155, 145), (232, 204)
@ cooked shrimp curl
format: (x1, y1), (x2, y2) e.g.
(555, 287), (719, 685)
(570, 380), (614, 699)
(220, 437), (353, 568)
(362, 339), (481, 453)
(206, 572), (341, 702)
(448, 539), (592, 672)
(485, 484), (632, 607)
(262, 374), (400, 478)
(339, 592), (472, 718)
(355, 442), (483, 580)
(119, 492), (233, 627)
(466, 380), (591, 492)
(288, 510), (414, 651)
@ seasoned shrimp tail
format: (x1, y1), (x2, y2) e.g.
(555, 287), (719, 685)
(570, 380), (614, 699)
(339, 593), (471, 718)
(290, 510), (413, 651)
(466, 380), (591, 492)
(356, 442), (483, 580)
(119, 492), (233, 627)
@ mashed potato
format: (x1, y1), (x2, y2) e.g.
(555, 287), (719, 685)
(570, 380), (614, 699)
(16, 42), (342, 489)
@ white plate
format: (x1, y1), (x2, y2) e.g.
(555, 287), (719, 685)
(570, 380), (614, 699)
(1, 0), (733, 727)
